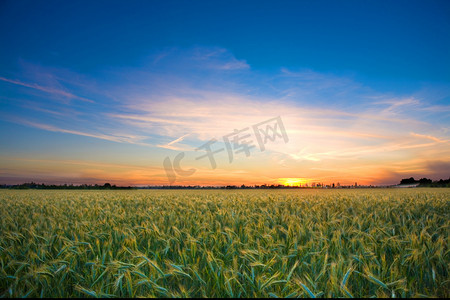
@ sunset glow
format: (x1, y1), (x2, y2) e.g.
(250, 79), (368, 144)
(277, 178), (311, 187)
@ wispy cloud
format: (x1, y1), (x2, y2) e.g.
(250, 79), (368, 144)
(191, 47), (250, 70)
(157, 133), (192, 151)
(410, 132), (449, 143)
(0, 76), (94, 103)
(13, 119), (151, 146)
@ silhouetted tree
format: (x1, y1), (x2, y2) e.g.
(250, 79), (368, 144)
(418, 178), (432, 186)
(400, 177), (417, 185)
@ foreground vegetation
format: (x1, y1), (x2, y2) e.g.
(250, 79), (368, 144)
(0, 189), (448, 297)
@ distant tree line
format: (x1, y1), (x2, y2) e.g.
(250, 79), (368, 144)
(1, 178), (449, 189)
(399, 177), (450, 187)
(142, 184), (371, 189)
(0, 182), (135, 190)
(0, 183), (371, 190)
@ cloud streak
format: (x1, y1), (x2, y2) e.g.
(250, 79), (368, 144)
(157, 133), (192, 151)
(0, 76), (94, 103)
(13, 119), (152, 146)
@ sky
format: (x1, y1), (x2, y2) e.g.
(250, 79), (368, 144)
(0, 0), (449, 186)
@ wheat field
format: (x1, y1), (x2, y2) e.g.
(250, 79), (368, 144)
(0, 189), (448, 297)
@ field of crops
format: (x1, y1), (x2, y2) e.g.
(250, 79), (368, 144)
(0, 189), (448, 298)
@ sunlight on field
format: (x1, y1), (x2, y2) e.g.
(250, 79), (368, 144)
(0, 189), (448, 297)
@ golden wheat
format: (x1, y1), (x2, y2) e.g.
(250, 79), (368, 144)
(0, 189), (448, 297)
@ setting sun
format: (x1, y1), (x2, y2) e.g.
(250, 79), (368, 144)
(277, 178), (310, 187)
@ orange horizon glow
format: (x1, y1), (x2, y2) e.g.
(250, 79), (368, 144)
(1, 154), (445, 187)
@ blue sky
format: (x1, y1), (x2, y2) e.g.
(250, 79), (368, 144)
(0, 0), (449, 185)
(2, 0), (449, 81)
